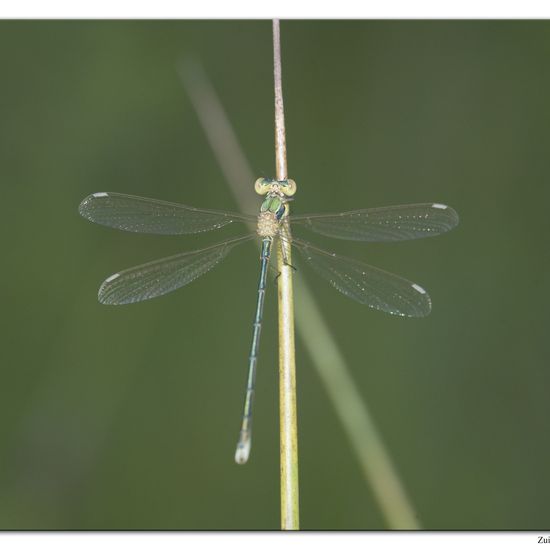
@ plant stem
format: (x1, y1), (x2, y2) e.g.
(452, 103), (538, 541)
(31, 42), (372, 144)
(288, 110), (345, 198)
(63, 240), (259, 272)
(273, 20), (287, 181)
(273, 18), (300, 531)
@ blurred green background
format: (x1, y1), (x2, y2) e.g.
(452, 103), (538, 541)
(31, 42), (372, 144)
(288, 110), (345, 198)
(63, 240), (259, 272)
(0, 20), (549, 530)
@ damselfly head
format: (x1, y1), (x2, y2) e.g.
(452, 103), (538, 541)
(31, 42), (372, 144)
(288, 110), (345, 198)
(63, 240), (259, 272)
(254, 177), (296, 197)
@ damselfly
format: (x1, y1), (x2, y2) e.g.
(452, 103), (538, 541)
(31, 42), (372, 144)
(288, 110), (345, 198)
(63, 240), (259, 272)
(79, 178), (459, 464)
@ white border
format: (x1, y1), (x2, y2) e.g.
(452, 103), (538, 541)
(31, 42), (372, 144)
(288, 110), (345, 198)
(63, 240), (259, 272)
(3, 0), (550, 18)
(0, 533), (544, 550)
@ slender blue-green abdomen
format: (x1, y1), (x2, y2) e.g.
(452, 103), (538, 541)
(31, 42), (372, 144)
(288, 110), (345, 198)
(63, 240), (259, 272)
(235, 238), (272, 464)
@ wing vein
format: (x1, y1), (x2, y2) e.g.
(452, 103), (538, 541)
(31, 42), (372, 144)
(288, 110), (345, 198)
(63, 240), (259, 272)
(79, 192), (255, 235)
(291, 203), (459, 242)
(291, 237), (432, 317)
(98, 235), (254, 305)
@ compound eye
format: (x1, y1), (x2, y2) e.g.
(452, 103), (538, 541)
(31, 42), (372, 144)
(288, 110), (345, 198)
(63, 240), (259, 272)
(254, 178), (270, 195)
(281, 179), (297, 196)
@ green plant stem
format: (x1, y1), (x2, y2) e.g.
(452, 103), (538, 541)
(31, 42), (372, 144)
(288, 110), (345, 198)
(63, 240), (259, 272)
(273, 18), (300, 531)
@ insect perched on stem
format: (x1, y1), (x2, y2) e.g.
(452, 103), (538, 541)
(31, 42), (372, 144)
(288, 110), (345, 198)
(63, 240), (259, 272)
(79, 178), (459, 463)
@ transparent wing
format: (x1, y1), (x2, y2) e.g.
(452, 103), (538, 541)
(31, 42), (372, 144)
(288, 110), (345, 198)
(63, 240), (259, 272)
(291, 238), (431, 317)
(290, 203), (459, 242)
(79, 192), (255, 235)
(98, 235), (254, 305)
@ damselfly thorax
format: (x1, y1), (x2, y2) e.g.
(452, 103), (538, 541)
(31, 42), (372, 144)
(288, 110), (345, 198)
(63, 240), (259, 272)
(255, 178), (296, 239)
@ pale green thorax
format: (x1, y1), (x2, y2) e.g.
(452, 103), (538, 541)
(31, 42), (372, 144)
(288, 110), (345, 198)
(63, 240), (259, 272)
(254, 178), (296, 238)
(255, 177), (296, 226)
